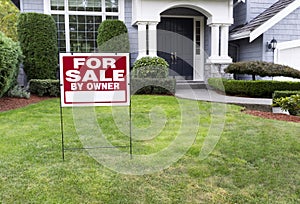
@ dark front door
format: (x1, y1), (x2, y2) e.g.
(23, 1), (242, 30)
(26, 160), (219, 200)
(157, 17), (194, 80)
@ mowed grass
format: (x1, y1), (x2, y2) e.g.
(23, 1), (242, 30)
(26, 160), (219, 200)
(0, 95), (299, 203)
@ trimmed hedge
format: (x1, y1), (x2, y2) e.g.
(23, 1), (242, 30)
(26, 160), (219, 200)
(132, 56), (169, 78)
(131, 78), (176, 95)
(97, 20), (129, 53)
(225, 61), (300, 79)
(17, 13), (58, 80)
(29, 79), (60, 97)
(208, 78), (300, 98)
(0, 31), (22, 98)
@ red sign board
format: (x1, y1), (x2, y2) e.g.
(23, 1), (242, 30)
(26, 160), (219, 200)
(60, 53), (130, 107)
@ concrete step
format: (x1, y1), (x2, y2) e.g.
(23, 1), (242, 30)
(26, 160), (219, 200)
(176, 80), (207, 89)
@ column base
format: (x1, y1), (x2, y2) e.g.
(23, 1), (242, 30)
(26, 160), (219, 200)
(207, 56), (232, 64)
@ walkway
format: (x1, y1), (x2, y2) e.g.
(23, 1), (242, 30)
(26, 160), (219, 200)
(175, 88), (272, 105)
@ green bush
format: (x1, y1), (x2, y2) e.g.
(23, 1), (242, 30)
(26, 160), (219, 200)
(29, 79), (60, 97)
(132, 56), (169, 78)
(272, 90), (300, 106)
(97, 20), (129, 53)
(0, 0), (19, 41)
(131, 78), (176, 95)
(208, 78), (300, 98)
(7, 85), (30, 99)
(17, 13), (58, 80)
(0, 31), (22, 98)
(274, 94), (300, 116)
(225, 61), (300, 80)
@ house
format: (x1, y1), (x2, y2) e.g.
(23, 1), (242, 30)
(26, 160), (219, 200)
(229, 0), (300, 73)
(11, 0), (300, 82)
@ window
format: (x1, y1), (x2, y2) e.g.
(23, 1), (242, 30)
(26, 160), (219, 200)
(49, 0), (121, 52)
(195, 21), (201, 55)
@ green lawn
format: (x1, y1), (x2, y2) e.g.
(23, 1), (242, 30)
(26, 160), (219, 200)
(0, 95), (299, 203)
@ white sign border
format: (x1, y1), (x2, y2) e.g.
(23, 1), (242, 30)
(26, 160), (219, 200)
(59, 53), (130, 107)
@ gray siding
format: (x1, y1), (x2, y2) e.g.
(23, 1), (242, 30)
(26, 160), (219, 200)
(234, 36), (263, 61)
(263, 7), (300, 62)
(21, 0), (44, 13)
(124, 0), (138, 65)
(232, 0), (247, 27)
(248, 0), (277, 22)
(204, 23), (210, 59)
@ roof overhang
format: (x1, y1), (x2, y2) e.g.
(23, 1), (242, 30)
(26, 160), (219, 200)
(229, 31), (250, 41)
(230, 0), (300, 42)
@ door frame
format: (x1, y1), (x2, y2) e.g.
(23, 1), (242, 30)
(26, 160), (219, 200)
(160, 15), (205, 81)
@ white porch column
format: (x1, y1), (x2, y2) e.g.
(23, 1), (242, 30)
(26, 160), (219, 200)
(220, 25), (232, 62)
(137, 22), (147, 59)
(148, 22), (158, 57)
(209, 24), (220, 59)
(220, 25), (229, 57)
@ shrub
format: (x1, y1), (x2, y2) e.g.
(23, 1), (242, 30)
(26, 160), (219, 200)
(7, 85), (30, 99)
(131, 78), (176, 95)
(0, 31), (22, 98)
(29, 79), (60, 97)
(224, 61), (300, 80)
(274, 94), (300, 116)
(132, 56), (169, 78)
(17, 13), (58, 80)
(97, 20), (129, 53)
(272, 90), (300, 106)
(0, 0), (19, 41)
(208, 78), (300, 98)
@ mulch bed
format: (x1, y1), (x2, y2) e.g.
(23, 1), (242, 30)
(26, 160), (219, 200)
(0, 95), (52, 112)
(0, 95), (299, 123)
(243, 109), (300, 123)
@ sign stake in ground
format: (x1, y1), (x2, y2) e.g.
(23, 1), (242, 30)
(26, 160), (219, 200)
(59, 53), (131, 160)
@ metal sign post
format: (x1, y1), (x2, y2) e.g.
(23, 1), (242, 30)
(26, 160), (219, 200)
(59, 53), (131, 160)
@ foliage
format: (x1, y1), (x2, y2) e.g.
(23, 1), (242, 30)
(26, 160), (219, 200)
(7, 85), (30, 99)
(272, 90), (300, 106)
(29, 79), (60, 97)
(0, 96), (300, 203)
(274, 94), (300, 116)
(0, 0), (19, 41)
(132, 56), (169, 78)
(97, 20), (129, 53)
(208, 78), (300, 98)
(17, 13), (58, 80)
(131, 78), (176, 95)
(225, 61), (300, 80)
(0, 31), (22, 98)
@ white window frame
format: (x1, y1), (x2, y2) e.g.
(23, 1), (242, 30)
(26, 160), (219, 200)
(44, 0), (124, 52)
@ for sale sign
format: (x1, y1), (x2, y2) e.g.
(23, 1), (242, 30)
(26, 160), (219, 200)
(60, 53), (130, 107)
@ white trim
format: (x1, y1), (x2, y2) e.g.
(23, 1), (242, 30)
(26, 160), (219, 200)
(20, 0), (23, 11)
(229, 31), (250, 41)
(250, 0), (300, 42)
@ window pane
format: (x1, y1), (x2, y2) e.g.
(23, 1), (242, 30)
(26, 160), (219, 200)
(69, 15), (102, 52)
(51, 0), (64, 10)
(106, 0), (118, 12)
(52, 14), (66, 52)
(69, 0), (101, 12)
(106, 16), (118, 20)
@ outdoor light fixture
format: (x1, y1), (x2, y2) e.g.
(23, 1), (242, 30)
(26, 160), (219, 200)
(267, 37), (277, 52)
